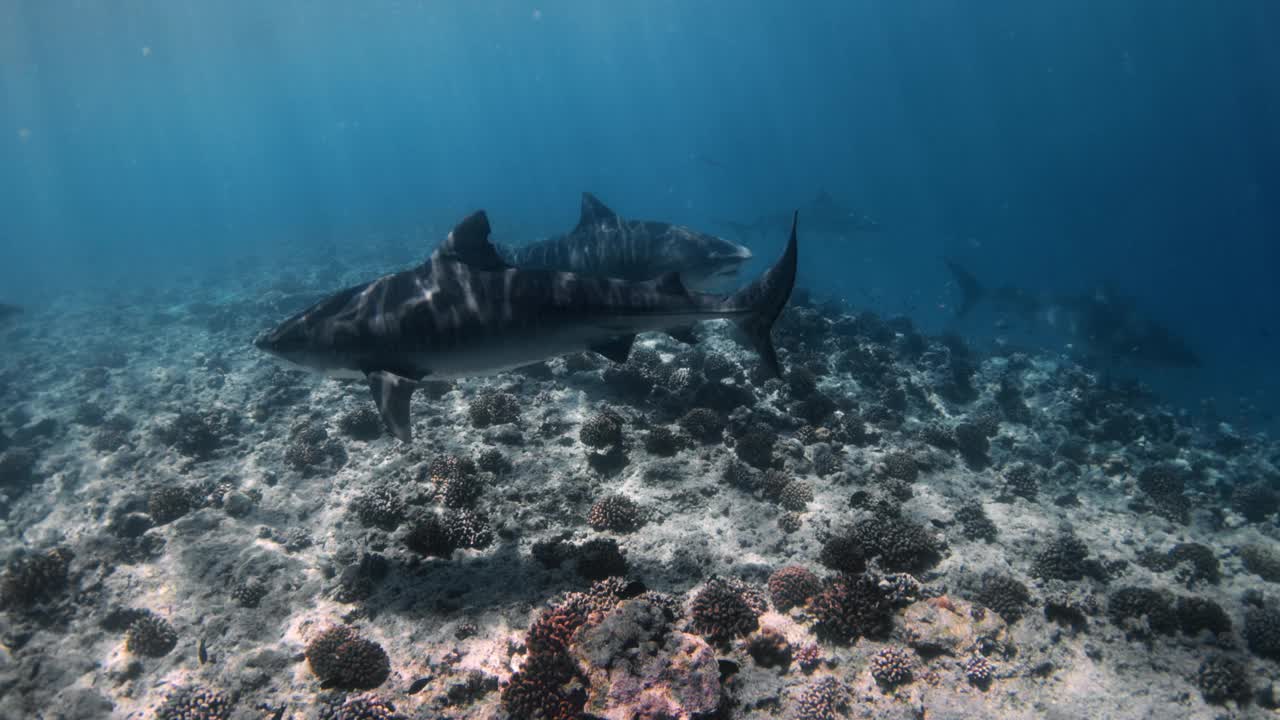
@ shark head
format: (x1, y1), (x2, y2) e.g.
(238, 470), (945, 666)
(649, 224), (753, 291)
(253, 282), (373, 377)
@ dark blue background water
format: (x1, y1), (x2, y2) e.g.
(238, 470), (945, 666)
(2, 1), (1277, 431)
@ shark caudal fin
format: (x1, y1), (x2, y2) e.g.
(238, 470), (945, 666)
(728, 211), (798, 378)
(945, 259), (985, 318)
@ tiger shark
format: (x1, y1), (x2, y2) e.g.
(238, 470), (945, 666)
(500, 192), (754, 291)
(256, 210), (798, 441)
(945, 259), (1201, 369)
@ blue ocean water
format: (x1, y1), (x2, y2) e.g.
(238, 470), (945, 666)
(2, 1), (1277, 432)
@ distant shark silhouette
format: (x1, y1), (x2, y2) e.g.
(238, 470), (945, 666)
(257, 210), (798, 441)
(945, 260), (1201, 369)
(500, 193), (753, 292)
(721, 190), (879, 245)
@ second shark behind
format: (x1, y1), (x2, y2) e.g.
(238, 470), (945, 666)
(501, 193), (753, 291)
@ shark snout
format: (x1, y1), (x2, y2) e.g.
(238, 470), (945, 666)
(253, 332), (270, 351)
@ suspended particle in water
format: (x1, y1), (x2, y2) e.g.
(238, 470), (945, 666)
(17, 128), (31, 142)
(532, 9), (542, 21)
(141, 46), (151, 57)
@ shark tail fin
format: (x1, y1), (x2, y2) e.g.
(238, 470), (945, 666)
(945, 259), (985, 318)
(728, 211), (798, 378)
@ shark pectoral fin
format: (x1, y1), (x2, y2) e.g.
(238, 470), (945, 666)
(589, 334), (636, 364)
(655, 271), (686, 295)
(668, 326), (699, 345)
(366, 371), (419, 442)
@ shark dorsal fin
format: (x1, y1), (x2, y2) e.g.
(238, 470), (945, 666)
(434, 211), (510, 271)
(577, 192), (619, 231)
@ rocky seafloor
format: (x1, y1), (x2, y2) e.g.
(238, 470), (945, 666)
(2, 257), (1280, 720)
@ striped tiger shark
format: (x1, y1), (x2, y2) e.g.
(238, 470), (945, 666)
(255, 209), (798, 441)
(499, 192), (754, 291)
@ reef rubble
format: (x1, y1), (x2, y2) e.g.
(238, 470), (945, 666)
(0, 266), (1278, 720)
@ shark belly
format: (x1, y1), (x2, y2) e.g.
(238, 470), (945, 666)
(403, 309), (724, 379)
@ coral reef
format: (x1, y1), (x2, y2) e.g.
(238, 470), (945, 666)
(579, 408), (624, 450)
(642, 425), (680, 456)
(587, 494), (644, 533)
(0, 547), (72, 609)
(338, 405), (385, 441)
(351, 485), (406, 531)
(1175, 595), (1232, 636)
(688, 577), (765, 644)
(767, 565), (821, 611)
(733, 428), (776, 469)
(677, 407), (725, 442)
(954, 500), (999, 542)
(148, 486), (193, 525)
(573, 537), (628, 580)
(1245, 607), (1280, 660)
(501, 653), (585, 720)
(778, 479), (814, 511)
(747, 625), (792, 668)
(794, 643), (823, 673)
(809, 573), (892, 644)
(1195, 654), (1251, 705)
(5, 261), (1279, 720)
(1241, 543), (1280, 582)
(794, 677), (848, 720)
(1231, 480), (1279, 522)
(1136, 464), (1191, 524)
(155, 687), (233, 720)
(428, 455), (484, 508)
(964, 654), (996, 688)
(1032, 531), (1092, 581)
(318, 694), (405, 720)
(1000, 463), (1039, 501)
(870, 646), (915, 687)
(838, 515), (942, 574)
(972, 573), (1031, 622)
(125, 611), (179, 657)
(1139, 542), (1221, 585)
(305, 626), (391, 690)
(1108, 587), (1178, 637)
(881, 451), (918, 482)
(468, 390), (521, 428)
